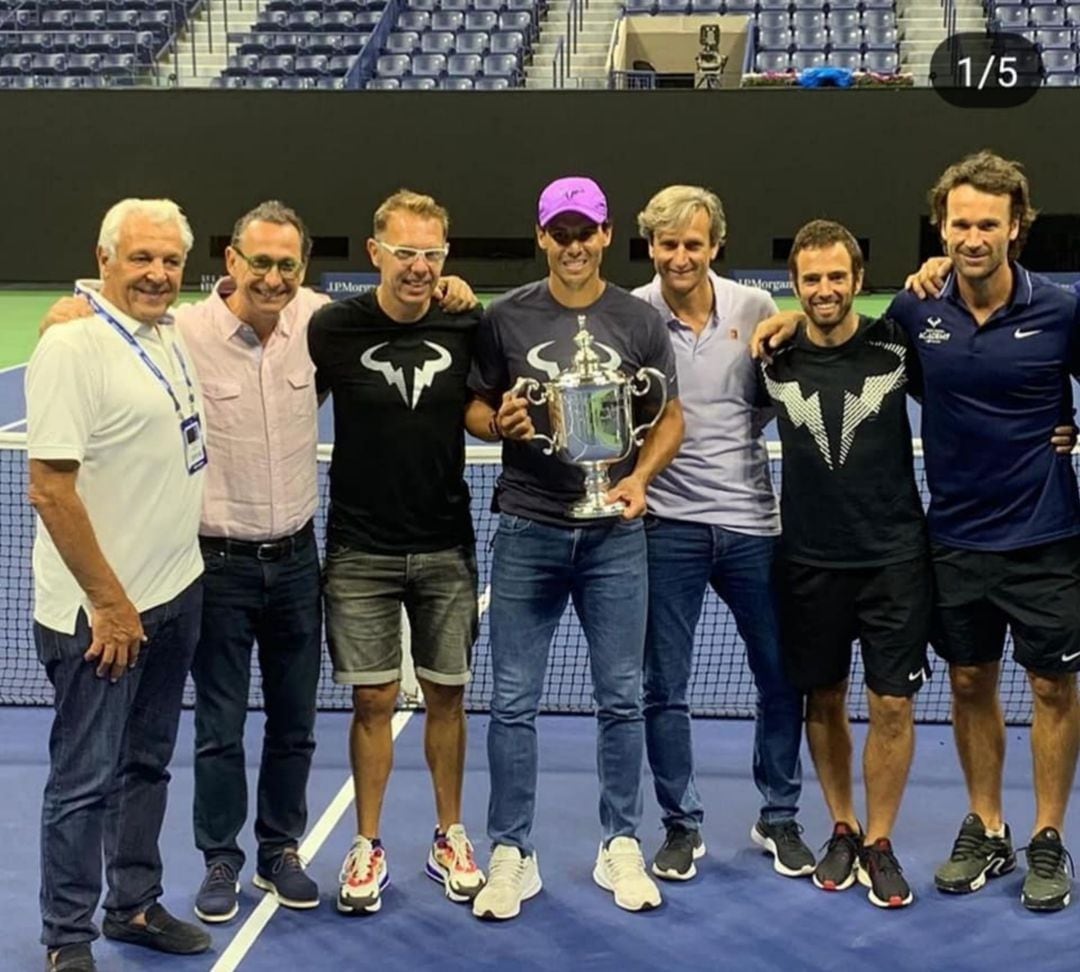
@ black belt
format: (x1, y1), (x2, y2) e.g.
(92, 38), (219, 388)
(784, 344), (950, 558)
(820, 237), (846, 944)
(200, 520), (314, 562)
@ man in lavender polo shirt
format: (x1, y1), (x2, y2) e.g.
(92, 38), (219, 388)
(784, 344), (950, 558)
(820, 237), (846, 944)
(632, 185), (812, 882)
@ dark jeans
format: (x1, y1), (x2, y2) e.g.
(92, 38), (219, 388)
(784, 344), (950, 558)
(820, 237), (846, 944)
(191, 528), (321, 872)
(37, 580), (202, 948)
(644, 517), (803, 828)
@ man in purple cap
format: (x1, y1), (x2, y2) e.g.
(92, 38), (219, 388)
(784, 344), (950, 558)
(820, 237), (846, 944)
(465, 176), (685, 920)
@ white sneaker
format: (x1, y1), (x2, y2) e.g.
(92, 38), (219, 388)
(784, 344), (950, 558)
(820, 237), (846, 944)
(337, 836), (389, 915)
(593, 836), (663, 912)
(471, 844), (542, 920)
(426, 824), (486, 902)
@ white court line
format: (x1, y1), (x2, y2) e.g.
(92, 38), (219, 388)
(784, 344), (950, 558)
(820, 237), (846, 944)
(211, 709), (415, 972)
(0, 418), (25, 431)
(0, 362), (27, 375)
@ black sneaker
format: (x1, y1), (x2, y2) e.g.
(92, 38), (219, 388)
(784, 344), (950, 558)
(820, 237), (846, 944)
(45, 944), (96, 972)
(751, 819), (815, 877)
(1020, 827), (1073, 912)
(858, 838), (913, 908)
(195, 859), (240, 923)
(813, 822), (863, 892)
(102, 903), (211, 955)
(934, 813), (1016, 893)
(254, 847), (320, 909)
(651, 826), (706, 881)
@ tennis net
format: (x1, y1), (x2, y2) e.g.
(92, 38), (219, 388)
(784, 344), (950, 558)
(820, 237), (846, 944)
(0, 432), (1043, 723)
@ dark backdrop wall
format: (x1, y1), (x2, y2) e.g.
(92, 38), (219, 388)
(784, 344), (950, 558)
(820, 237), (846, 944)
(2, 88), (1079, 291)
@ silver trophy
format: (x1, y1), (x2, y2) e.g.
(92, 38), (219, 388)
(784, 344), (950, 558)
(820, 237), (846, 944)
(510, 314), (668, 518)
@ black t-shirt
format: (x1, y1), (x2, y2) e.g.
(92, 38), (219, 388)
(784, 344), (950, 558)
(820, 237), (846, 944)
(468, 279), (678, 527)
(758, 315), (926, 567)
(308, 291), (479, 554)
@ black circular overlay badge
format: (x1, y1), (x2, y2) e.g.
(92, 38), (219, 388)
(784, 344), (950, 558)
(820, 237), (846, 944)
(929, 32), (1043, 108)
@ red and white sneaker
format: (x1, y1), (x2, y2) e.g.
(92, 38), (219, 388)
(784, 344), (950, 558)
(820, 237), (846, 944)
(425, 824), (486, 902)
(338, 836), (389, 915)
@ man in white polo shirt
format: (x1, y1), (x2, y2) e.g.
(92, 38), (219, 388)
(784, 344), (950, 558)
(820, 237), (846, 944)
(631, 185), (813, 882)
(28, 199), (210, 972)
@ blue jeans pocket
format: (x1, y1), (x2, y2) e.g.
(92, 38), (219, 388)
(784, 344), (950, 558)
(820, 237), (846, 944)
(34, 611), (90, 667)
(497, 513), (536, 536)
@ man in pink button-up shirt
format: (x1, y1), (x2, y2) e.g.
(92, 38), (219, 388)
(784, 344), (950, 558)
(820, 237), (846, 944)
(182, 201), (327, 920)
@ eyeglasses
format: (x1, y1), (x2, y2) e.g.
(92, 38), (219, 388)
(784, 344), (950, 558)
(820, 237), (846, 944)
(544, 224), (602, 247)
(232, 246), (303, 280)
(375, 240), (450, 265)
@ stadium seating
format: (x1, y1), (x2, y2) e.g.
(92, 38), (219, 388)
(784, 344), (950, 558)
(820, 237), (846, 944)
(219, 0), (538, 87)
(988, 0), (1080, 84)
(616, 0), (905, 77)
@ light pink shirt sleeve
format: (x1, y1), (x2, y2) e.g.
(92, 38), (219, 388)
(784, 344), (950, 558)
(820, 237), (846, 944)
(178, 286), (330, 540)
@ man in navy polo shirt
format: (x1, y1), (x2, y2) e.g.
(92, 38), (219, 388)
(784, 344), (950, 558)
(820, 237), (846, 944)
(887, 152), (1080, 913)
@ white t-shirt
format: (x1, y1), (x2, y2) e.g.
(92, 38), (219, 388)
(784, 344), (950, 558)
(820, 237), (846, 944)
(26, 284), (205, 634)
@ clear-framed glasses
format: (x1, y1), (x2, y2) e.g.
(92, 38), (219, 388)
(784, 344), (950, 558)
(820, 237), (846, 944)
(232, 246), (303, 280)
(375, 239), (450, 265)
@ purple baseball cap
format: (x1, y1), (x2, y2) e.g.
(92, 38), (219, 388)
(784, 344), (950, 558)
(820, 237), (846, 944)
(537, 176), (608, 228)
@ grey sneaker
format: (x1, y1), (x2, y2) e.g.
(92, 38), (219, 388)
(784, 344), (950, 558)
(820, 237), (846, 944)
(652, 827), (706, 881)
(1020, 827), (1073, 912)
(934, 813), (1016, 894)
(751, 819), (815, 877)
(813, 822), (863, 892)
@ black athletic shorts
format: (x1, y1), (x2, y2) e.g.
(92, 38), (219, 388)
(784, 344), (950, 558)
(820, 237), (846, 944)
(930, 535), (1080, 675)
(778, 554), (932, 698)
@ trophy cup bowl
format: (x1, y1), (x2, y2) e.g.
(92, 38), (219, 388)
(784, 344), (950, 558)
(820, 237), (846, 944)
(509, 316), (668, 519)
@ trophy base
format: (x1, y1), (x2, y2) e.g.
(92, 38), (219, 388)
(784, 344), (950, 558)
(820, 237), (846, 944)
(567, 464), (625, 519)
(567, 498), (626, 519)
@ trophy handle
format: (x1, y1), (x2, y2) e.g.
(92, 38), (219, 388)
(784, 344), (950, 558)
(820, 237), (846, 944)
(628, 367), (669, 446)
(508, 376), (556, 455)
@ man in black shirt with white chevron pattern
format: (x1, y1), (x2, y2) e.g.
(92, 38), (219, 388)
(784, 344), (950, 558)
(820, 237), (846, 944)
(758, 220), (930, 909)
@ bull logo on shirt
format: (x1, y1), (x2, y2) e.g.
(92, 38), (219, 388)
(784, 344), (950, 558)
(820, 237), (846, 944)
(918, 317), (951, 345)
(526, 340), (622, 380)
(764, 341), (907, 470)
(360, 341), (453, 409)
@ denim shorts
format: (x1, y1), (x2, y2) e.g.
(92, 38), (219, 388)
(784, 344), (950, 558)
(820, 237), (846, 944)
(324, 542), (478, 687)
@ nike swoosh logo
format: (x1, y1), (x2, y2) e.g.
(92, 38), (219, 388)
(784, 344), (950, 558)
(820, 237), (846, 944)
(1014, 328), (1042, 339)
(1062, 650), (1080, 663)
(907, 669), (925, 682)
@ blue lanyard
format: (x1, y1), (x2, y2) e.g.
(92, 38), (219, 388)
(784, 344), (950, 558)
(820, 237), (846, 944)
(82, 292), (197, 419)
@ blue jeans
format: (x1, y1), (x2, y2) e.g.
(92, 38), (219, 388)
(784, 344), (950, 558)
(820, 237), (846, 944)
(37, 581), (202, 948)
(192, 529), (321, 871)
(644, 517), (803, 828)
(487, 514), (647, 854)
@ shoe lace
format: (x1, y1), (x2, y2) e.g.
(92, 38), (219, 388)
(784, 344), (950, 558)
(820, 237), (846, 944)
(207, 860), (238, 888)
(487, 849), (526, 886)
(866, 844), (903, 878)
(606, 842), (648, 883)
(1019, 840), (1075, 881)
(773, 820), (808, 852)
(819, 828), (860, 858)
(444, 828), (477, 872)
(948, 828), (988, 862)
(275, 848), (308, 875)
(341, 840), (375, 884)
(665, 829), (697, 854)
